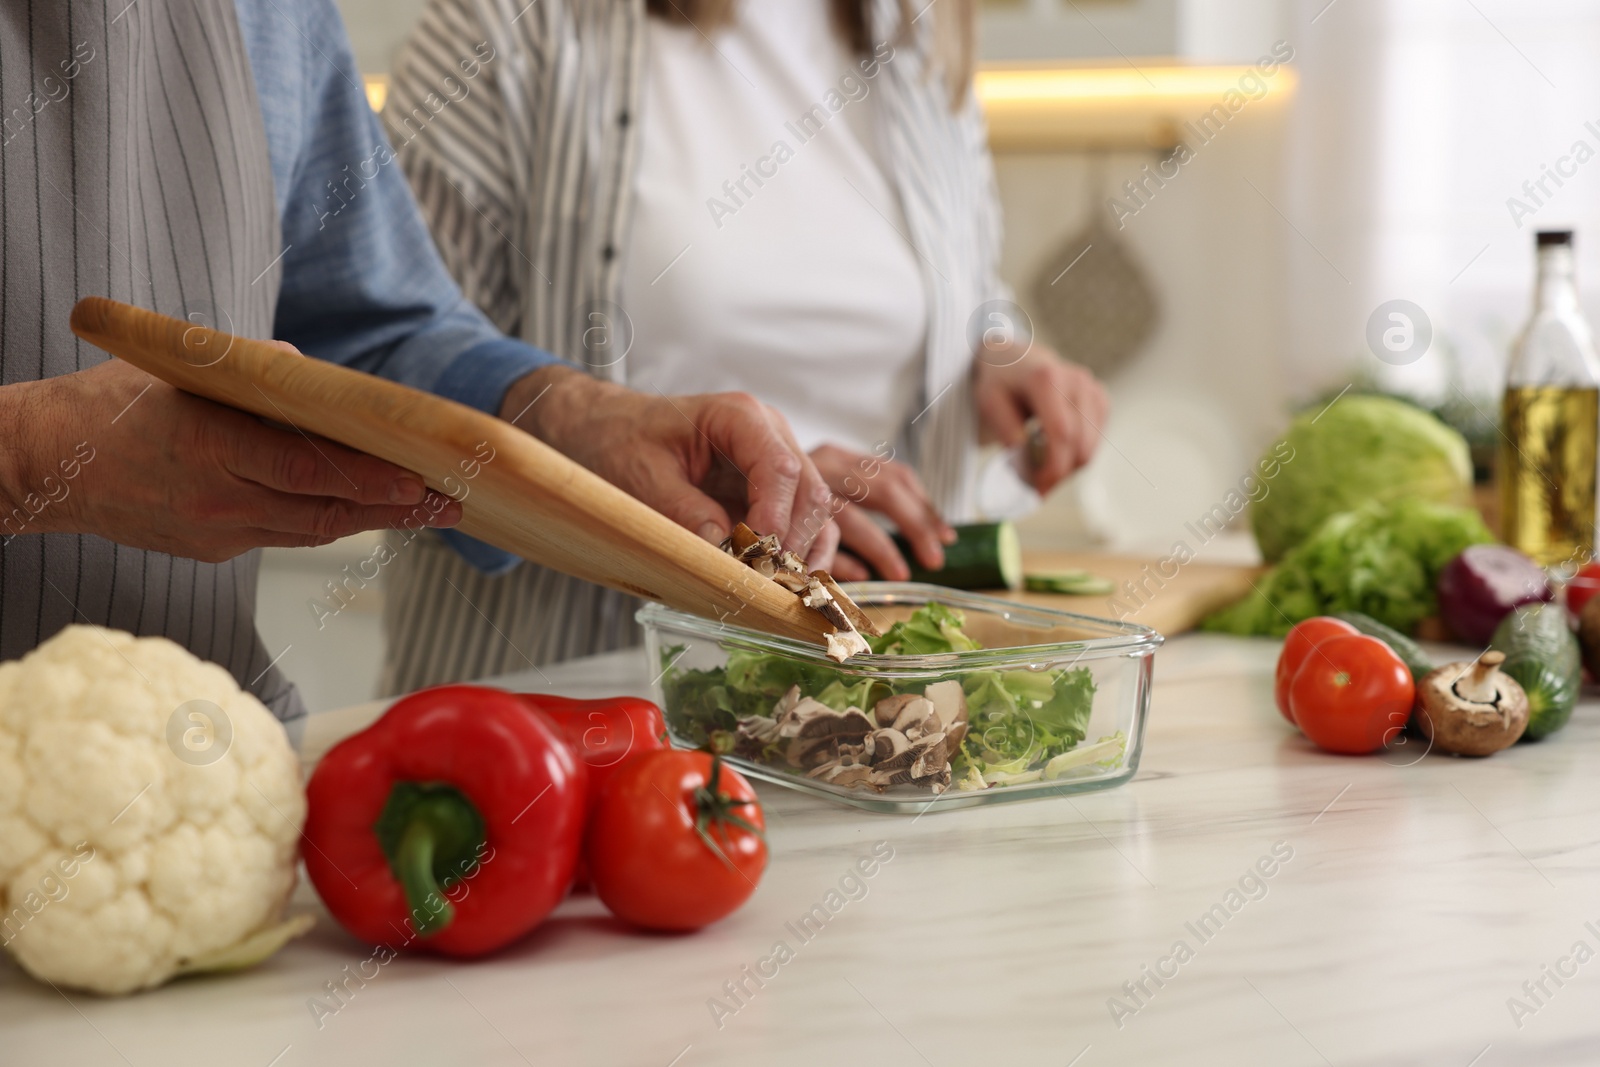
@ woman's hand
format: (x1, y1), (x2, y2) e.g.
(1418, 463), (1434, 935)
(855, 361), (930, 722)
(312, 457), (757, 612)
(809, 444), (956, 583)
(972, 341), (1109, 494)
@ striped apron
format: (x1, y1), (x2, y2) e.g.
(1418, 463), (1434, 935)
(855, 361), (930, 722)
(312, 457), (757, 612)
(0, 0), (300, 721)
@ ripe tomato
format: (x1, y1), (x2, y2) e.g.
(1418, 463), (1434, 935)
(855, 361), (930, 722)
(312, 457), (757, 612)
(588, 750), (767, 931)
(1567, 561), (1600, 617)
(1274, 617), (1360, 724)
(1287, 634), (1414, 755)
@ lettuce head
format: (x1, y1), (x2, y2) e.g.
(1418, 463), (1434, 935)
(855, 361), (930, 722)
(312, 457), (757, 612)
(1253, 395), (1473, 562)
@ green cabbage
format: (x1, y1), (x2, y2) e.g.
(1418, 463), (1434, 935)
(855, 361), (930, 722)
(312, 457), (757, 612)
(1203, 499), (1493, 637)
(1253, 395), (1473, 562)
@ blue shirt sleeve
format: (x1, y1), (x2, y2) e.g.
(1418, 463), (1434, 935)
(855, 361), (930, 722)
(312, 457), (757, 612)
(235, 0), (546, 574)
(234, 0), (559, 412)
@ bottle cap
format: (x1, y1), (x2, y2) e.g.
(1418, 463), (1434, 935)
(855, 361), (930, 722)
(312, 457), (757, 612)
(1537, 229), (1574, 246)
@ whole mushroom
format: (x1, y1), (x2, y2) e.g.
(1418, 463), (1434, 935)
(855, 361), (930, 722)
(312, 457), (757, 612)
(1414, 650), (1529, 757)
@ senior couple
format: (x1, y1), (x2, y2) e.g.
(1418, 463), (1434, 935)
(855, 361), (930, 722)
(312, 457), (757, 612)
(0, 0), (1106, 725)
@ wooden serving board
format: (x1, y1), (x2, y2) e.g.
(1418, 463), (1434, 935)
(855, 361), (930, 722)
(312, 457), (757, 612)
(1000, 550), (1263, 636)
(69, 298), (836, 647)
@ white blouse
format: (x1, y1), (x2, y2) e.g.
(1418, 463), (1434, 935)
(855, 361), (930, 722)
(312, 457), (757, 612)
(618, 0), (928, 455)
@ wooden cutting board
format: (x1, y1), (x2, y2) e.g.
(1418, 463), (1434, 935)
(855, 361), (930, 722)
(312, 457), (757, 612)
(1001, 550), (1263, 635)
(69, 298), (838, 647)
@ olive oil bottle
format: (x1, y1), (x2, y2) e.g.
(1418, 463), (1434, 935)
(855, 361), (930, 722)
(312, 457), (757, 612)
(1500, 230), (1600, 566)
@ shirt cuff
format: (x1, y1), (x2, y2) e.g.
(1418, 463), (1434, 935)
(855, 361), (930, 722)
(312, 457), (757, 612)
(429, 339), (564, 576)
(435, 528), (524, 577)
(431, 337), (563, 417)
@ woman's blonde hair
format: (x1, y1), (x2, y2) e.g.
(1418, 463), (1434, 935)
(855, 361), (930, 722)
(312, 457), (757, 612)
(645, 0), (976, 106)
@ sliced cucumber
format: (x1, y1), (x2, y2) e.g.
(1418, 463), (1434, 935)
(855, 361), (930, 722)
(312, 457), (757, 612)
(1024, 571), (1116, 596)
(888, 521), (1022, 590)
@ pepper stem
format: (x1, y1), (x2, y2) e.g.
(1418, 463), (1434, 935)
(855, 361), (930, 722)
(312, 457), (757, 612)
(374, 783), (486, 940)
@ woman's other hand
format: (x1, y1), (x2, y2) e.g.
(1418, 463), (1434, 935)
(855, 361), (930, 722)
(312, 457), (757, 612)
(972, 341), (1109, 494)
(809, 444), (956, 582)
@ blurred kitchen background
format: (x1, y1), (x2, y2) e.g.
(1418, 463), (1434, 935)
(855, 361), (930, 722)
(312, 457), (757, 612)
(259, 0), (1600, 710)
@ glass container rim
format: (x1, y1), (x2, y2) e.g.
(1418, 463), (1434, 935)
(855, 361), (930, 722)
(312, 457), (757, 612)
(636, 581), (1164, 670)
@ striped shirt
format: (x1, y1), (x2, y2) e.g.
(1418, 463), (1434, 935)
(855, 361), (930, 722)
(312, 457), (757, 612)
(377, 0), (1009, 692)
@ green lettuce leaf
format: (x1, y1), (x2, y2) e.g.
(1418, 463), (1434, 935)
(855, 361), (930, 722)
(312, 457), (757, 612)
(869, 602), (982, 655)
(960, 665), (1096, 766)
(1203, 498), (1493, 637)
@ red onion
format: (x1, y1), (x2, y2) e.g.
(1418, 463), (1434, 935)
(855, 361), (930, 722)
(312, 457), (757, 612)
(1436, 545), (1553, 645)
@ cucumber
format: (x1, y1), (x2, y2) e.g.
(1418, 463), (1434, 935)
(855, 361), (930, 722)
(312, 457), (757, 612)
(888, 521), (1022, 590)
(1490, 602), (1581, 741)
(1024, 571), (1116, 596)
(1334, 611), (1434, 686)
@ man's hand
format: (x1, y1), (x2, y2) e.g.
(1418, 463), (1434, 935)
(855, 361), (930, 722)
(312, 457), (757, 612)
(2, 359), (461, 562)
(504, 366), (840, 567)
(810, 444), (955, 583)
(973, 342), (1109, 494)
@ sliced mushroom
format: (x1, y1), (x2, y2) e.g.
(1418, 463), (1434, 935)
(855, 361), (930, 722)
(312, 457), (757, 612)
(870, 728), (911, 763)
(835, 739), (871, 767)
(772, 684), (803, 721)
(795, 704), (873, 740)
(724, 524), (762, 555)
(775, 695), (834, 736)
(732, 715), (783, 760)
(783, 703), (873, 767)
(913, 765), (951, 794)
(734, 531), (782, 567)
(808, 761), (879, 789)
(874, 729), (942, 773)
(789, 736), (842, 769)
(772, 570), (811, 594)
(793, 733), (874, 773)
(802, 576), (852, 631)
(873, 693), (920, 727)
(826, 630), (871, 662)
(870, 766), (916, 788)
(924, 680), (968, 733)
(889, 696), (937, 738)
(718, 522), (878, 662)
(1415, 650), (1530, 757)
(809, 571), (879, 636)
(908, 732), (948, 778)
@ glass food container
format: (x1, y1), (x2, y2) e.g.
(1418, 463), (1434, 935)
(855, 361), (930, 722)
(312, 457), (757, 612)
(638, 583), (1162, 814)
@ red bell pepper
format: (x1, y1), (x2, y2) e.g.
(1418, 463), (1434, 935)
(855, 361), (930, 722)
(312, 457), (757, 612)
(515, 694), (668, 810)
(304, 685), (586, 957)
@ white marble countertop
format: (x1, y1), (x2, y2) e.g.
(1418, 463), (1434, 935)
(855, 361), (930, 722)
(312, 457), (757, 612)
(6, 634), (1600, 1066)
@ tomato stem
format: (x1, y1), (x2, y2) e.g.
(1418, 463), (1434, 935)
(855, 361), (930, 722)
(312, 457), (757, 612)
(692, 756), (764, 870)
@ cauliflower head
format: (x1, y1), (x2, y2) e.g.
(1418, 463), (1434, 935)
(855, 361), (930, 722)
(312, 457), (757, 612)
(0, 625), (308, 994)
